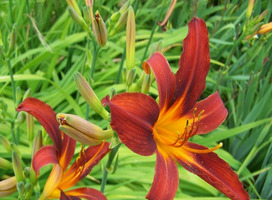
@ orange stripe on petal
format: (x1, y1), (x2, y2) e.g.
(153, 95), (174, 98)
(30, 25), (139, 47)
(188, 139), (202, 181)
(146, 151), (179, 200)
(174, 18), (210, 115)
(143, 52), (176, 108)
(103, 93), (158, 156)
(176, 142), (249, 200)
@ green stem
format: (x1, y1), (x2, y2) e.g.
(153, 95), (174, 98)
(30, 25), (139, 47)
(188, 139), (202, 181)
(140, 3), (164, 66)
(7, 59), (16, 105)
(100, 143), (121, 193)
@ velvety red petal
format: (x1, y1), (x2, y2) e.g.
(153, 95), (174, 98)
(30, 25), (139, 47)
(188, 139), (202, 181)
(32, 145), (58, 175)
(176, 142), (249, 200)
(143, 52), (176, 108)
(16, 97), (62, 150)
(185, 92), (228, 135)
(174, 18), (210, 115)
(146, 151), (179, 200)
(103, 94), (159, 156)
(60, 191), (80, 200)
(64, 188), (107, 200)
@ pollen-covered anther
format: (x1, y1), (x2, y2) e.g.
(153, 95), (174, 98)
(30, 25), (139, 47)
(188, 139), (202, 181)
(56, 114), (67, 125)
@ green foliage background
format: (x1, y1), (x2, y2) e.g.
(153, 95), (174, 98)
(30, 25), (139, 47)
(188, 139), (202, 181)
(0, 0), (272, 199)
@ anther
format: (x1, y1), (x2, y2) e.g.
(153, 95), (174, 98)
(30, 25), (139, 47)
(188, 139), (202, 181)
(182, 142), (223, 154)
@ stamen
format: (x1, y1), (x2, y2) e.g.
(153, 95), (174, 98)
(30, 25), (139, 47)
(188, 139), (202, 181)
(182, 142), (223, 154)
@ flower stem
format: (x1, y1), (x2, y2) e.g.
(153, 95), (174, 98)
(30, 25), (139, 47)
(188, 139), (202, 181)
(140, 2), (165, 66)
(100, 143), (121, 193)
(115, 45), (126, 84)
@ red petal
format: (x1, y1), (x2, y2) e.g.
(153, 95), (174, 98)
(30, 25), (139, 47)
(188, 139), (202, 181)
(146, 152), (179, 200)
(64, 188), (107, 200)
(176, 142), (249, 200)
(143, 52), (176, 108)
(32, 145), (58, 175)
(60, 191), (80, 200)
(185, 92), (228, 134)
(103, 93), (159, 156)
(174, 18), (210, 115)
(16, 97), (62, 150)
(59, 133), (76, 170)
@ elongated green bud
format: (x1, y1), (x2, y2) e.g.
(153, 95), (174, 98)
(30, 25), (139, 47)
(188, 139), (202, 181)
(122, 68), (127, 83)
(69, 7), (88, 31)
(83, 6), (92, 25)
(0, 135), (12, 153)
(23, 88), (32, 100)
(74, 72), (109, 120)
(17, 181), (24, 198)
(126, 68), (136, 86)
(12, 151), (24, 182)
(66, 0), (82, 17)
(57, 113), (113, 145)
(32, 131), (43, 156)
(0, 177), (17, 197)
(126, 6), (135, 70)
(141, 74), (151, 94)
(246, 0), (254, 18)
(0, 157), (13, 169)
(136, 71), (146, 90)
(93, 11), (107, 47)
(109, 8), (129, 36)
(27, 114), (34, 143)
(6, 25), (16, 58)
(16, 111), (26, 124)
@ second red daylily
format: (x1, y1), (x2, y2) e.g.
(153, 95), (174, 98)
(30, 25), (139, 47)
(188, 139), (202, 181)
(17, 98), (110, 200)
(103, 18), (249, 200)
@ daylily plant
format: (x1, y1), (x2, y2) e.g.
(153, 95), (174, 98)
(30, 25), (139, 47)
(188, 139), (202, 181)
(17, 98), (110, 200)
(103, 18), (249, 200)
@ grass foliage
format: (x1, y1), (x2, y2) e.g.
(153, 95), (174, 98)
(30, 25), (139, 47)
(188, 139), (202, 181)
(0, 0), (272, 199)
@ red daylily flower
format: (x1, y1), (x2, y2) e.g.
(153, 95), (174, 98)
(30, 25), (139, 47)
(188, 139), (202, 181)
(17, 98), (110, 200)
(103, 18), (249, 200)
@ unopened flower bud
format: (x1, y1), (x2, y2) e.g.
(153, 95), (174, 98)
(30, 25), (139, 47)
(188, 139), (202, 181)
(23, 88), (32, 100)
(74, 72), (109, 120)
(0, 176), (17, 197)
(12, 151), (24, 182)
(93, 11), (107, 47)
(16, 87), (22, 103)
(126, 68), (136, 86)
(149, 40), (163, 56)
(27, 114), (34, 143)
(16, 111), (26, 124)
(109, 8), (129, 36)
(83, 6), (92, 25)
(126, 6), (135, 70)
(57, 113), (113, 146)
(10, 143), (21, 157)
(17, 181), (24, 198)
(110, 88), (117, 98)
(257, 9), (269, 22)
(141, 74), (151, 94)
(246, 0), (254, 18)
(7, 25), (16, 58)
(122, 68), (127, 83)
(136, 71), (146, 90)
(257, 22), (272, 35)
(0, 135), (12, 153)
(66, 0), (82, 17)
(69, 7), (88, 31)
(32, 131), (43, 156)
(0, 157), (12, 169)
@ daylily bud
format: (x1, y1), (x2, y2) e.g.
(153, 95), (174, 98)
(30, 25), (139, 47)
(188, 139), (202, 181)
(93, 11), (107, 47)
(150, 40), (163, 56)
(12, 151), (25, 182)
(109, 8), (129, 36)
(23, 88), (32, 100)
(110, 12), (121, 23)
(17, 181), (24, 198)
(110, 88), (117, 98)
(7, 25), (16, 58)
(10, 143), (21, 157)
(0, 135), (12, 153)
(136, 71), (146, 90)
(66, 0), (82, 17)
(126, 68), (136, 86)
(27, 114), (34, 143)
(246, 0), (254, 18)
(32, 130), (43, 156)
(83, 6), (92, 25)
(16, 111), (26, 124)
(0, 176), (17, 197)
(0, 157), (12, 169)
(74, 72), (109, 120)
(257, 22), (272, 35)
(69, 7), (88, 31)
(141, 74), (151, 94)
(122, 68), (127, 83)
(126, 6), (135, 70)
(257, 9), (268, 22)
(57, 113), (113, 146)
(16, 87), (22, 103)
